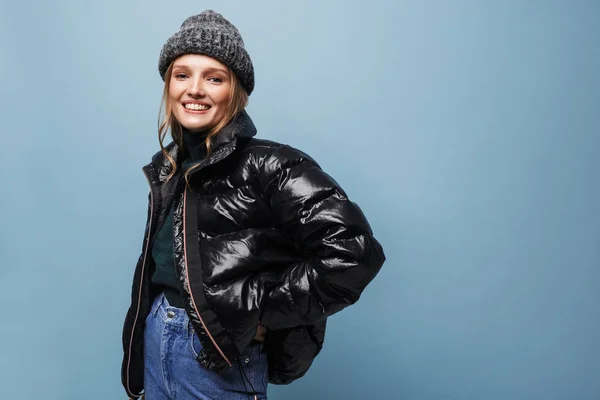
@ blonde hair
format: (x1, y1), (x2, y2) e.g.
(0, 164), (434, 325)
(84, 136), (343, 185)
(158, 60), (249, 183)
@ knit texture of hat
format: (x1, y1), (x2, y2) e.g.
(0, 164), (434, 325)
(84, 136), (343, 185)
(158, 10), (254, 95)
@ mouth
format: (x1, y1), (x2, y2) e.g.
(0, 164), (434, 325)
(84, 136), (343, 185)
(182, 102), (212, 112)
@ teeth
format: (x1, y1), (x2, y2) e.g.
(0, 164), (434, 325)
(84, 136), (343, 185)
(185, 103), (210, 111)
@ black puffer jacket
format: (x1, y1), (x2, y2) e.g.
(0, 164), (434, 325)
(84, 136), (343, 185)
(121, 111), (385, 398)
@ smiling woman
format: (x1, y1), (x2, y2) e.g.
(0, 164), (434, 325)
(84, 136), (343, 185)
(120, 9), (385, 400)
(159, 55), (249, 183)
(170, 56), (233, 132)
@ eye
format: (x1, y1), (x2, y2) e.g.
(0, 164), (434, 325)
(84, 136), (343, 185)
(208, 77), (223, 83)
(173, 73), (188, 79)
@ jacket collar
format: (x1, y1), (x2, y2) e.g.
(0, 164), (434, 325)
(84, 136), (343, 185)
(145, 111), (257, 186)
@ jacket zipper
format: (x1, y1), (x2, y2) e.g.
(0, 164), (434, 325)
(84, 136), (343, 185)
(125, 144), (237, 395)
(125, 171), (155, 398)
(183, 186), (232, 367)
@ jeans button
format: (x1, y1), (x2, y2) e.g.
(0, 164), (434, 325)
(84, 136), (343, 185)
(244, 358), (250, 364)
(167, 311), (175, 318)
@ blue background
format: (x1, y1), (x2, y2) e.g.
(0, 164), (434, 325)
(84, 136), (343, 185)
(1, 1), (599, 399)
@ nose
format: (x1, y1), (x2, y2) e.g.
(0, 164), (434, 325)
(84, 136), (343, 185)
(187, 77), (205, 97)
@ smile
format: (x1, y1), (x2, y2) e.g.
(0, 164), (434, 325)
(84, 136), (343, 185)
(183, 103), (211, 111)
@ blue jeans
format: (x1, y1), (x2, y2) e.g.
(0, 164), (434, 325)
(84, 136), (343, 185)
(143, 293), (269, 399)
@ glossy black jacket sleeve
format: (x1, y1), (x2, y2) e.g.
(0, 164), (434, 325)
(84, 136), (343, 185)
(258, 145), (386, 330)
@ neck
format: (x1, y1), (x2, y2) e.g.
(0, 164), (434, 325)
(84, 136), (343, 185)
(182, 128), (208, 162)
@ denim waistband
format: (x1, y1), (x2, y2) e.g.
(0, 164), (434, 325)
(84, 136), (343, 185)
(149, 292), (193, 331)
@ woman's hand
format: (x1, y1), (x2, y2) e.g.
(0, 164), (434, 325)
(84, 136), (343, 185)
(254, 324), (267, 341)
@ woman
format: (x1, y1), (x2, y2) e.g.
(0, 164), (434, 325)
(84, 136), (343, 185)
(121, 10), (385, 400)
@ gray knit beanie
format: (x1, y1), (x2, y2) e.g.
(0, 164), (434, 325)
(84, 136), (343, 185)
(158, 10), (254, 95)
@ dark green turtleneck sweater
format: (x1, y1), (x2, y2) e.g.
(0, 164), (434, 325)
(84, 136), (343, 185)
(151, 129), (208, 308)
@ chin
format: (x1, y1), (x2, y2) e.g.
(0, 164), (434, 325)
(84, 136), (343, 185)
(179, 118), (214, 133)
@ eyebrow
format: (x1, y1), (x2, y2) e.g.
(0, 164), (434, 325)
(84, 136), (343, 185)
(203, 67), (228, 75)
(172, 65), (228, 75)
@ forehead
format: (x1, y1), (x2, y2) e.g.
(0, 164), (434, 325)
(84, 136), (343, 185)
(172, 54), (228, 71)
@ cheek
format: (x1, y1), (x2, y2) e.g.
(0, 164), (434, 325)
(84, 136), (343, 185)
(169, 100), (182, 118)
(168, 81), (184, 103)
(214, 86), (231, 108)
(167, 94), (178, 111)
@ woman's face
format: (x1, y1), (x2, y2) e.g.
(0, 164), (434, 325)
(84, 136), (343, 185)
(169, 54), (231, 133)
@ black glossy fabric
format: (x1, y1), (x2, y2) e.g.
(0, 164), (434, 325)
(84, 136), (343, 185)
(121, 111), (386, 398)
